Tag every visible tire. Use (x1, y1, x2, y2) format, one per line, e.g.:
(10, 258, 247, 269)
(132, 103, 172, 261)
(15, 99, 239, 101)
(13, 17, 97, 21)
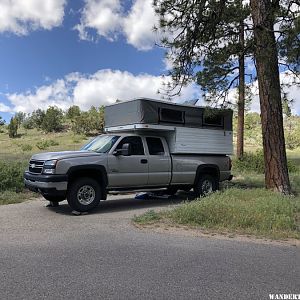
(67, 177, 101, 212)
(166, 187, 178, 195)
(42, 195, 65, 202)
(194, 174, 218, 198)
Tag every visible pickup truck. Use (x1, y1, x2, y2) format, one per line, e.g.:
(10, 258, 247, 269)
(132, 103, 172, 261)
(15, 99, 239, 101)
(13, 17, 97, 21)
(24, 133, 232, 212)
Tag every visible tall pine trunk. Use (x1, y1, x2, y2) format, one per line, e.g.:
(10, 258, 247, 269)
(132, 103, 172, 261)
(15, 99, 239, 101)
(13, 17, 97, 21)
(236, 18, 245, 160)
(250, 0, 291, 194)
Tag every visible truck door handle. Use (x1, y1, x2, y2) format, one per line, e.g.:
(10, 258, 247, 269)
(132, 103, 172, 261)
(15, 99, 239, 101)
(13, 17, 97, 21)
(141, 159, 148, 164)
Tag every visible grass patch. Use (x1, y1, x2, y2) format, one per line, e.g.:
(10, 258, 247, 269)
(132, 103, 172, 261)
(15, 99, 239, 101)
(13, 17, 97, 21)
(0, 160, 28, 192)
(166, 189, 300, 239)
(233, 150, 298, 173)
(134, 186, 300, 240)
(225, 172, 300, 195)
(133, 210, 161, 224)
(20, 144, 33, 152)
(0, 190, 37, 205)
(36, 139, 59, 150)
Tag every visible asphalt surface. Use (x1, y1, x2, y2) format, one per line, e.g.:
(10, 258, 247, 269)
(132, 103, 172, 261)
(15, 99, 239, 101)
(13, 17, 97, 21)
(0, 194, 299, 300)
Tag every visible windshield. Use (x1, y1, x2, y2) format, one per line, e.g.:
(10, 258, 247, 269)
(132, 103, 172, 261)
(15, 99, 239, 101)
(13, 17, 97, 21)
(81, 135, 120, 153)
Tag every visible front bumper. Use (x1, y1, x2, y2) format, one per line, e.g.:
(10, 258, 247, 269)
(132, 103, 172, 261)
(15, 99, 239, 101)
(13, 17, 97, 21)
(24, 171, 68, 195)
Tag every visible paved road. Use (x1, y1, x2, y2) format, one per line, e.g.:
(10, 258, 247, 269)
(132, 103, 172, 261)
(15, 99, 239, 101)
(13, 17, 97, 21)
(0, 195, 299, 300)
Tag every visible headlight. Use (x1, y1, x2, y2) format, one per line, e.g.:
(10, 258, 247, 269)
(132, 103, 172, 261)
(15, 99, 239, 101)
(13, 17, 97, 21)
(43, 160, 57, 174)
(44, 160, 57, 167)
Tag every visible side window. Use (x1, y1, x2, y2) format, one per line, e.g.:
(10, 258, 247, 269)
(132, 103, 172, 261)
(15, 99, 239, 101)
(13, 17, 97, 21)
(146, 137, 165, 155)
(116, 136, 144, 155)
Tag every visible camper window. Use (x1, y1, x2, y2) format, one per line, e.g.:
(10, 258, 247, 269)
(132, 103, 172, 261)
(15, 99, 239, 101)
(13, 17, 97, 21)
(159, 108, 185, 124)
(203, 113, 224, 127)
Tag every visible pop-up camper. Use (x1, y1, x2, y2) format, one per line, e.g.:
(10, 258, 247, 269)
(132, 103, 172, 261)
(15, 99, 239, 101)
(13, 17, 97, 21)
(105, 98, 233, 155)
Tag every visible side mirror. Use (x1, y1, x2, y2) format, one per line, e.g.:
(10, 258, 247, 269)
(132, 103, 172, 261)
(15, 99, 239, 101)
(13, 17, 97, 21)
(113, 143, 132, 156)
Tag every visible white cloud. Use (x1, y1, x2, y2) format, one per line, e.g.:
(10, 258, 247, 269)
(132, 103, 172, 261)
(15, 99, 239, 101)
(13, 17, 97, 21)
(0, 102, 11, 112)
(75, 0, 123, 42)
(7, 79, 73, 113)
(0, 0, 66, 35)
(123, 0, 159, 50)
(75, 0, 159, 51)
(6, 69, 200, 113)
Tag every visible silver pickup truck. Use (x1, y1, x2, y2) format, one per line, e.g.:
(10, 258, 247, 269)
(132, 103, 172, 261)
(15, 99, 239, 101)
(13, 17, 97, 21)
(24, 133, 232, 212)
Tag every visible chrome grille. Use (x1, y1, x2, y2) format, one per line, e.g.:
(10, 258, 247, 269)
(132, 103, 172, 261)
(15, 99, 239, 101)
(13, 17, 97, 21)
(29, 160, 44, 174)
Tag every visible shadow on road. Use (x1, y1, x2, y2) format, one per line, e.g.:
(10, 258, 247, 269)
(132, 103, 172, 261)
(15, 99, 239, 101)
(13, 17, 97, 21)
(50, 192, 195, 216)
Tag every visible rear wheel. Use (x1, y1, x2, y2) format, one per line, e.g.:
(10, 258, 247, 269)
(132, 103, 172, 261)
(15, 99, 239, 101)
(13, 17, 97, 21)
(67, 177, 101, 212)
(194, 174, 218, 198)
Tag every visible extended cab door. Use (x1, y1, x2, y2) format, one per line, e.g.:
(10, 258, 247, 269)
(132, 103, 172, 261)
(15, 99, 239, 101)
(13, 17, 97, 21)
(107, 136, 148, 188)
(145, 137, 171, 186)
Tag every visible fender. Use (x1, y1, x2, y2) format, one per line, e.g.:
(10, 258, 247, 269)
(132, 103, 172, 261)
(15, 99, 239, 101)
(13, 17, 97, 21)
(67, 165, 108, 187)
(194, 164, 220, 185)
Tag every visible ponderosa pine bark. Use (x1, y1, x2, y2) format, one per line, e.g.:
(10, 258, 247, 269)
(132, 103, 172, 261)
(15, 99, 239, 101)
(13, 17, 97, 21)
(250, 0, 291, 194)
(236, 18, 245, 160)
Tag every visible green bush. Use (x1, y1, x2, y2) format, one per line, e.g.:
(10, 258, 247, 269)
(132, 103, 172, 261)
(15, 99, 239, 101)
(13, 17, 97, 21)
(23, 117, 36, 129)
(0, 116, 5, 126)
(0, 116, 5, 133)
(28, 109, 45, 129)
(72, 138, 82, 144)
(233, 150, 297, 173)
(20, 144, 33, 152)
(8, 117, 18, 138)
(66, 105, 81, 120)
(0, 160, 27, 192)
(71, 106, 104, 135)
(41, 106, 64, 133)
(48, 139, 59, 147)
(36, 139, 59, 150)
(286, 132, 300, 150)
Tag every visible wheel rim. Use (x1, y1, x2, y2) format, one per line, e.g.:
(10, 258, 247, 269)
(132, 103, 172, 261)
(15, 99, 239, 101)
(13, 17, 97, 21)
(201, 180, 213, 195)
(77, 185, 96, 205)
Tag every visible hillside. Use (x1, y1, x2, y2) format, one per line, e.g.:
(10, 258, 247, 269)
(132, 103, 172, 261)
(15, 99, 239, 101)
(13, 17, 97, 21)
(0, 127, 89, 161)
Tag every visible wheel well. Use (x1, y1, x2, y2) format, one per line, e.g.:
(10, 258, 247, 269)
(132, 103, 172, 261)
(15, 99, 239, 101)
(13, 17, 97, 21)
(194, 165, 220, 186)
(67, 168, 107, 189)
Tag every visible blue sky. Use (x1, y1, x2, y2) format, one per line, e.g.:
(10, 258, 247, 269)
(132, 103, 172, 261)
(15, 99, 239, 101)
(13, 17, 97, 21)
(0, 0, 299, 122)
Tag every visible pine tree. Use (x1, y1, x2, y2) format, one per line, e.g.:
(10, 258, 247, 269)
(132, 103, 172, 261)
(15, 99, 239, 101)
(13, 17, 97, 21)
(154, 0, 299, 194)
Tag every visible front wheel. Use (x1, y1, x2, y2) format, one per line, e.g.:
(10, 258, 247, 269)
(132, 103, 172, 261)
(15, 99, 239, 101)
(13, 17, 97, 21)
(67, 177, 101, 212)
(194, 174, 218, 198)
